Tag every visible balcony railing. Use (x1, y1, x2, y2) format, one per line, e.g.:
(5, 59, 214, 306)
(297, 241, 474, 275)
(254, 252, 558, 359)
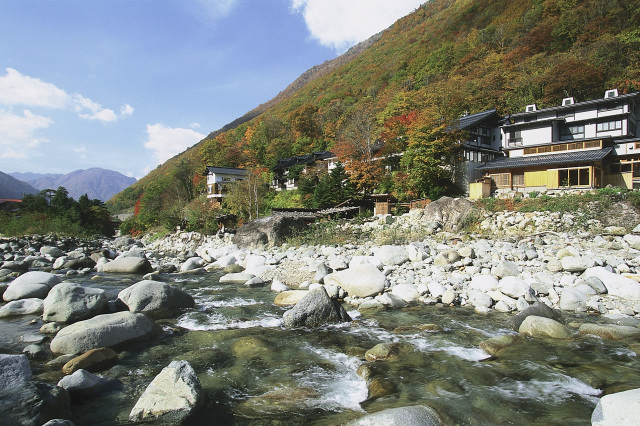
(507, 138, 523, 146)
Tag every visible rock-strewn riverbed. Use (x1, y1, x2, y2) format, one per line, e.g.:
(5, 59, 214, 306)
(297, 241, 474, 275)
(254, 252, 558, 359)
(2, 202, 640, 424)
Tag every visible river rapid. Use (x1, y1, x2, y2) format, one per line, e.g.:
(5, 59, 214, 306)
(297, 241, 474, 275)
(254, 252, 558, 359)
(2, 268, 639, 425)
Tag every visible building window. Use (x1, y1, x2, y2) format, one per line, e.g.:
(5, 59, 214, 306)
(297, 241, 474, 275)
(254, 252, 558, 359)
(560, 125, 585, 140)
(597, 120, 622, 132)
(558, 167, 590, 187)
(508, 130, 522, 146)
(490, 173, 511, 188)
(512, 173, 525, 187)
(222, 177, 231, 182)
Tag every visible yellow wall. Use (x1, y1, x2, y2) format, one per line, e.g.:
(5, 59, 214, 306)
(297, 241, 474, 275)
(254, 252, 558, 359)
(469, 182, 491, 199)
(524, 171, 547, 187)
(547, 169, 559, 189)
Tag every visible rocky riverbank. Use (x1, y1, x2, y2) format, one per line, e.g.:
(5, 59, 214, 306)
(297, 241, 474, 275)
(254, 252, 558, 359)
(2, 197, 640, 424)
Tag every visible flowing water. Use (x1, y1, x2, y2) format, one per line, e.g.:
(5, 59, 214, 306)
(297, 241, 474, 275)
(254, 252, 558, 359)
(2, 271, 640, 425)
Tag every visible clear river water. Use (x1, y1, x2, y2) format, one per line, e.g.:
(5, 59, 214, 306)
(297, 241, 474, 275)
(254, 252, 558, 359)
(2, 271, 639, 425)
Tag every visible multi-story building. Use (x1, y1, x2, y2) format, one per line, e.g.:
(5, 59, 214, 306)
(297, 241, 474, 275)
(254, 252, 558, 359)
(205, 166, 247, 202)
(475, 89, 640, 196)
(270, 151, 335, 191)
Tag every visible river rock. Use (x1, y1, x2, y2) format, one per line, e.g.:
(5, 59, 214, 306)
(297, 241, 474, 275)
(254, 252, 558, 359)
(347, 405, 443, 426)
(592, 388, 640, 426)
(270, 278, 290, 292)
(0, 298, 44, 317)
(234, 387, 318, 418)
(0, 382, 71, 426)
(43, 282, 108, 323)
(583, 267, 640, 300)
(374, 245, 410, 266)
(99, 257, 153, 274)
(578, 323, 640, 340)
(561, 256, 589, 273)
(283, 286, 351, 328)
(492, 260, 520, 278)
(422, 196, 475, 232)
(62, 347, 118, 374)
(274, 290, 309, 306)
(324, 264, 386, 298)
(129, 360, 202, 424)
(427, 282, 447, 298)
(0, 354, 32, 391)
(40, 246, 64, 258)
(3, 271, 61, 302)
(519, 315, 573, 339)
(479, 334, 521, 357)
(50, 311, 156, 355)
(559, 287, 588, 311)
(57, 369, 109, 399)
(180, 256, 204, 272)
(219, 272, 255, 284)
(469, 275, 498, 292)
(497, 276, 531, 298)
(113, 236, 135, 249)
(507, 302, 564, 330)
(233, 215, 308, 248)
(391, 283, 421, 303)
(117, 280, 194, 318)
(433, 250, 460, 266)
(365, 343, 400, 361)
(62, 256, 97, 270)
(623, 234, 640, 250)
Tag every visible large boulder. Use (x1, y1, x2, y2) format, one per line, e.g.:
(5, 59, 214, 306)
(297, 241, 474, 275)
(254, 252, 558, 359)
(43, 282, 108, 323)
(592, 388, 640, 426)
(0, 298, 44, 318)
(273, 290, 309, 306)
(583, 267, 640, 300)
(374, 245, 410, 266)
(283, 286, 351, 328)
(578, 323, 640, 340)
(519, 315, 573, 339)
(99, 257, 153, 274)
(61, 256, 97, 270)
(422, 196, 475, 232)
(0, 354, 32, 391)
(129, 360, 202, 424)
(50, 311, 156, 355)
(3, 271, 61, 302)
(0, 382, 70, 426)
(117, 280, 195, 318)
(507, 301, 564, 331)
(233, 215, 308, 248)
(324, 264, 386, 298)
(347, 405, 443, 426)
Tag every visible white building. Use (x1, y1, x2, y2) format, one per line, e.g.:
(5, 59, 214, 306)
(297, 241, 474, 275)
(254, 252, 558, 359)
(205, 166, 247, 201)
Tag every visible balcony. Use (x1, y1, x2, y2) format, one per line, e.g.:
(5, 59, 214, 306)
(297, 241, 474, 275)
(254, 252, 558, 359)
(507, 137, 523, 147)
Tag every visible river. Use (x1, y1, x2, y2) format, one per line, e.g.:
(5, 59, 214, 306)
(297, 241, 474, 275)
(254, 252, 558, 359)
(2, 270, 639, 425)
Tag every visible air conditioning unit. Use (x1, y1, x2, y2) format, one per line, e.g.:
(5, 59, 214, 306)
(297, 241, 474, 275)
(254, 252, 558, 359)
(525, 104, 537, 112)
(562, 97, 575, 106)
(605, 89, 619, 98)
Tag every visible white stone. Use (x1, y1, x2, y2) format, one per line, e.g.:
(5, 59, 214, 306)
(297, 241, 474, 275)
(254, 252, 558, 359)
(497, 276, 531, 299)
(271, 278, 290, 293)
(469, 275, 498, 292)
(324, 264, 386, 298)
(583, 267, 640, 300)
(592, 388, 640, 426)
(391, 284, 421, 303)
(374, 245, 410, 266)
(427, 282, 447, 298)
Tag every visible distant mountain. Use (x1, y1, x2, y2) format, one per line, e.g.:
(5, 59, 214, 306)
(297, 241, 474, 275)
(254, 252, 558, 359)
(0, 171, 39, 199)
(10, 168, 137, 202)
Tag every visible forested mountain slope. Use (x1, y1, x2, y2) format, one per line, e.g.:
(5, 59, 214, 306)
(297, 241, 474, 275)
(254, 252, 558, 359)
(109, 0, 640, 214)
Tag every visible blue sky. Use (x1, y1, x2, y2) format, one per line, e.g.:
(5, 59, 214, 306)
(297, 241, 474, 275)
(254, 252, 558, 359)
(0, 0, 424, 179)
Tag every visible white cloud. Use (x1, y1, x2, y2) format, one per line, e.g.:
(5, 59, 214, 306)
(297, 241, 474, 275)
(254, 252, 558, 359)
(143, 123, 205, 164)
(0, 68, 69, 108)
(0, 68, 132, 123)
(291, 0, 424, 52)
(0, 108, 53, 159)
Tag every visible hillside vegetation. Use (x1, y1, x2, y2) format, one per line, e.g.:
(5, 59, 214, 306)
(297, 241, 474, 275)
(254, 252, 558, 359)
(109, 0, 640, 232)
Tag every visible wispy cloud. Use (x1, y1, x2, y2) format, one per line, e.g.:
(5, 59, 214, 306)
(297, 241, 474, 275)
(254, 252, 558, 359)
(143, 123, 205, 165)
(0, 109, 53, 158)
(291, 0, 424, 52)
(0, 68, 134, 123)
(193, 0, 242, 21)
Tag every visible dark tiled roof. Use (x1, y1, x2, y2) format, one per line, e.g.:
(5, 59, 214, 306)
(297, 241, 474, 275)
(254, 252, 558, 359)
(205, 166, 247, 175)
(455, 109, 499, 131)
(273, 151, 334, 171)
(477, 147, 613, 171)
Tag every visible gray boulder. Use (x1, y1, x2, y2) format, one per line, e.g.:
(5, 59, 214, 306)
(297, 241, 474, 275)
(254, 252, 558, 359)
(0, 354, 32, 391)
(283, 286, 351, 328)
(61, 257, 96, 270)
(50, 311, 156, 355)
(219, 272, 255, 284)
(492, 260, 520, 278)
(233, 215, 308, 248)
(99, 257, 153, 274)
(129, 360, 202, 424)
(559, 287, 587, 312)
(180, 257, 204, 272)
(3, 271, 61, 302)
(0, 298, 44, 317)
(57, 369, 110, 399)
(0, 382, 70, 426)
(519, 315, 573, 339)
(583, 267, 640, 300)
(324, 264, 386, 298)
(578, 323, 640, 340)
(374, 245, 410, 266)
(43, 283, 108, 323)
(592, 388, 640, 426)
(507, 301, 564, 331)
(391, 284, 421, 303)
(422, 196, 475, 232)
(113, 236, 135, 249)
(40, 246, 64, 258)
(117, 280, 195, 318)
(347, 405, 443, 426)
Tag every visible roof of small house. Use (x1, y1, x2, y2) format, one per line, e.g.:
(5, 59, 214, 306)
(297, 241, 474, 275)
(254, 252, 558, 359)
(477, 147, 613, 171)
(455, 109, 500, 131)
(272, 151, 334, 171)
(204, 166, 247, 176)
